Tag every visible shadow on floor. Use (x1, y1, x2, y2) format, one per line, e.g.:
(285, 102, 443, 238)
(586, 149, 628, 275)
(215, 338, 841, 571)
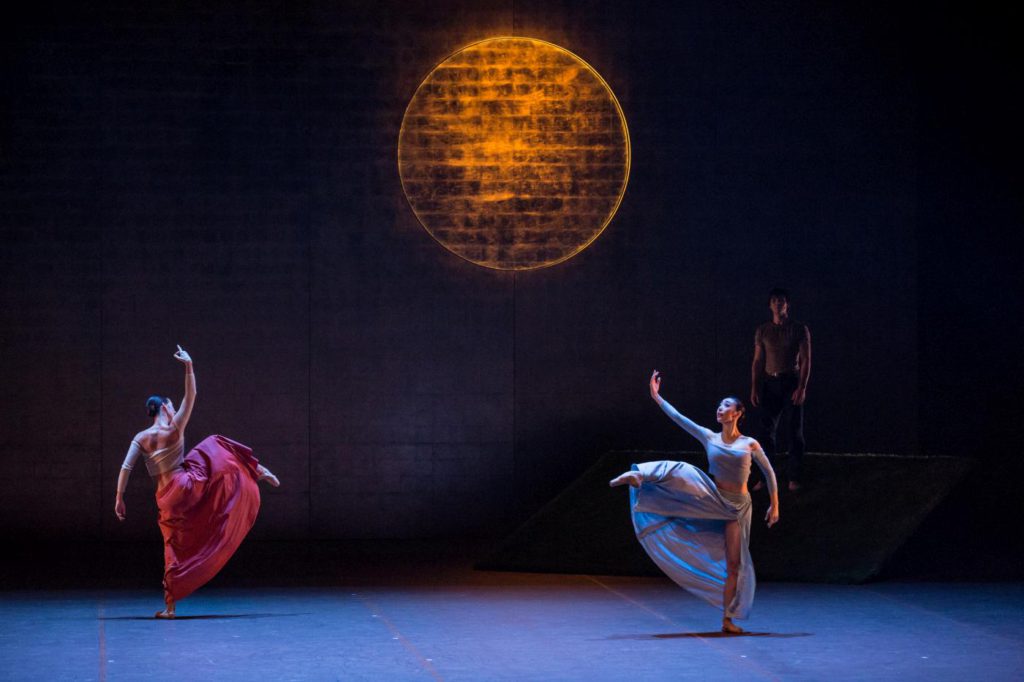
(100, 613, 308, 621)
(607, 631, 813, 639)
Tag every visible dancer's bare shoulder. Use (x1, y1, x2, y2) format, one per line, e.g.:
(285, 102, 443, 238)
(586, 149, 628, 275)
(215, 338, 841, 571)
(132, 429, 156, 452)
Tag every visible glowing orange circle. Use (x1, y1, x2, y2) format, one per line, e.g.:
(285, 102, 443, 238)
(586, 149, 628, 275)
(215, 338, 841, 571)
(398, 37, 630, 270)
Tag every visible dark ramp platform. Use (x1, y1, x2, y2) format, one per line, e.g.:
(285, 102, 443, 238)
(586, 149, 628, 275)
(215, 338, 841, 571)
(479, 452, 972, 582)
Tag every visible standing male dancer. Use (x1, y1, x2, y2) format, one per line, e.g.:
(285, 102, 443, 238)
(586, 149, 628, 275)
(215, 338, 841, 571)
(750, 288, 811, 491)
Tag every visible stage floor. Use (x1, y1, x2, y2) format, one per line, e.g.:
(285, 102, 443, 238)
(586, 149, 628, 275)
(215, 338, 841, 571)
(1, 569, 1021, 681)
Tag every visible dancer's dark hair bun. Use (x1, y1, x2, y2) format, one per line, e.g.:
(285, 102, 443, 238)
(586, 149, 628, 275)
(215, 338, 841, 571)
(146, 395, 167, 417)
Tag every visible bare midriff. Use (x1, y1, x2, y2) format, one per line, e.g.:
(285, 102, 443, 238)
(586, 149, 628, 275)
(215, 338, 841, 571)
(714, 479, 747, 495)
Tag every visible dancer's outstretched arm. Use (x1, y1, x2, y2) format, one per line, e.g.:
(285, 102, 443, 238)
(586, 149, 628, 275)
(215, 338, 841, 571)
(611, 371, 713, 489)
(171, 345, 196, 432)
(649, 370, 712, 446)
(752, 443, 780, 527)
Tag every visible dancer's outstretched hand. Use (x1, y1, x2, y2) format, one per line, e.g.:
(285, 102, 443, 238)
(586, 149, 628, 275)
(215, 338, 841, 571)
(173, 345, 192, 365)
(649, 370, 662, 401)
(765, 504, 779, 528)
(115, 498, 126, 521)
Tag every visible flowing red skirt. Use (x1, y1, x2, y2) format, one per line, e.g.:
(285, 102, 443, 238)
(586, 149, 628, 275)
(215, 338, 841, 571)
(156, 435, 261, 603)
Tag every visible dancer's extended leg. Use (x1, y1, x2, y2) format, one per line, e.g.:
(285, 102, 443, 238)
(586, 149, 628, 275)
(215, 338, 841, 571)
(256, 464, 280, 487)
(609, 471, 642, 488)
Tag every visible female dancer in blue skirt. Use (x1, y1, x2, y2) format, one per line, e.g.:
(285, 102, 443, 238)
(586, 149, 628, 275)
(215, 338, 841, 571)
(611, 370, 779, 634)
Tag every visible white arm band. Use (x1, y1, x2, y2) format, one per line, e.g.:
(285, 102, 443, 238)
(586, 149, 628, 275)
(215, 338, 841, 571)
(120, 441, 143, 473)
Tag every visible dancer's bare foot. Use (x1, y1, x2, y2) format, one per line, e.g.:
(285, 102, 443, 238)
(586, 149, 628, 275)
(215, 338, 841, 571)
(609, 471, 642, 488)
(721, 618, 745, 634)
(257, 464, 280, 487)
(155, 594, 175, 619)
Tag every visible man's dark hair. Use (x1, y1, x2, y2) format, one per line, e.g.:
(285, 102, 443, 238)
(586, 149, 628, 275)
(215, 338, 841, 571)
(768, 287, 790, 302)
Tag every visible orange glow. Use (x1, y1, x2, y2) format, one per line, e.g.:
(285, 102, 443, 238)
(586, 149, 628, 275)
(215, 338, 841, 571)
(398, 37, 630, 271)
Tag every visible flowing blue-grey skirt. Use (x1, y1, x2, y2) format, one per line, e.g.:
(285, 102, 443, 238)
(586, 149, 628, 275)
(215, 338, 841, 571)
(629, 460, 754, 619)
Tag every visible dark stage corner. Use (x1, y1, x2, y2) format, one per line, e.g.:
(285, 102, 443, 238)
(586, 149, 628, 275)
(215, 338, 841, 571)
(2, 1, 1021, 680)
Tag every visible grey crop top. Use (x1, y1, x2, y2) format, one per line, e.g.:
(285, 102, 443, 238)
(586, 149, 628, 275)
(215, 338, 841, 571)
(121, 438, 185, 478)
(658, 398, 778, 496)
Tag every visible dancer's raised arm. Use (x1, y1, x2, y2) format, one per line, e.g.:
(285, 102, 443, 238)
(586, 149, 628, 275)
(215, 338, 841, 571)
(171, 345, 196, 432)
(650, 370, 712, 445)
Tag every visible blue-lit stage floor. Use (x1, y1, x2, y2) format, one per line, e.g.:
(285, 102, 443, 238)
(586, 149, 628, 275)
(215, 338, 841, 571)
(1, 569, 1021, 681)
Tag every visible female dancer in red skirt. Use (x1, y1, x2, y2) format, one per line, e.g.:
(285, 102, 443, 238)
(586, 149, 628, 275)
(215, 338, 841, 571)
(114, 346, 280, 618)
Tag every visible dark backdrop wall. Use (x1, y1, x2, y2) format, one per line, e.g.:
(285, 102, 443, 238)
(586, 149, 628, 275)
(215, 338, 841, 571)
(2, 2, 1018, 542)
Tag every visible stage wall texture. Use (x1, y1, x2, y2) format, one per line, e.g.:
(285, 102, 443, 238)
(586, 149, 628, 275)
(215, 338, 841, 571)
(1, 1, 1018, 541)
